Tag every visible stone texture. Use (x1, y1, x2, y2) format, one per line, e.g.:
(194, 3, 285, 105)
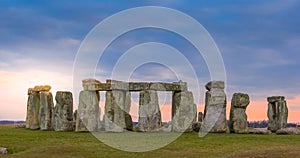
(26, 92, 40, 130)
(76, 90, 100, 132)
(27, 88, 34, 95)
(53, 91, 74, 131)
(229, 93, 250, 133)
(39, 92, 54, 130)
(248, 128, 272, 134)
(276, 127, 300, 135)
(104, 90, 132, 132)
(198, 112, 203, 122)
(137, 90, 162, 132)
(33, 85, 51, 92)
(0, 148, 7, 155)
(82, 78, 101, 91)
(205, 81, 225, 91)
(200, 81, 227, 133)
(171, 91, 197, 132)
(267, 96, 288, 132)
(192, 122, 201, 132)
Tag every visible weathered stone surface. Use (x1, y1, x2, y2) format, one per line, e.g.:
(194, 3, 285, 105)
(205, 81, 225, 91)
(39, 92, 54, 130)
(171, 91, 197, 132)
(104, 90, 132, 132)
(267, 96, 285, 103)
(229, 93, 250, 133)
(26, 92, 40, 130)
(82, 78, 101, 91)
(76, 90, 100, 132)
(137, 90, 162, 132)
(83, 79, 187, 91)
(0, 147, 7, 155)
(201, 81, 227, 133)
(276, 127, 300, 135)
(248, 128, 272, 134)
(33, 85, 51, 92)
(198, 112, 203, 122)
(53, 91, 74, 131)
(27, 88, 33, 95)
(267, 96, 288, 132)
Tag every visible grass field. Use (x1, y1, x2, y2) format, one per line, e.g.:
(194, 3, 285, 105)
(1, 125, 300, 158)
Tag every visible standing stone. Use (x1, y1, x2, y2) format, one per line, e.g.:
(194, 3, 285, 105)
(39, 92, 54, 130)
(104, 90, 132, 132)
(76, 90, 100, 132)
(198, 112, 203, 122)
(229, 93, 250, 133)
(26, 91, 40, 130)
(171, 91, 197, 132)
(267, 96, 288, 132)
(53, 91, 74, 131)
(137, 90, 162, 132)
(200, 81, 227, 133)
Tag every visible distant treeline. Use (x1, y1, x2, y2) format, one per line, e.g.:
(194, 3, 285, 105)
(247, 120, 298, 128)
(0, 120, 26, 124)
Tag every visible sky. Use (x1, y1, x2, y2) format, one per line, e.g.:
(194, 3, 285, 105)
(0, 0, 300, 123)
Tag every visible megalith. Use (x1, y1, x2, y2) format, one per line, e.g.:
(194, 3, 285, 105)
(200, 81, 227, 133)
(76, 90, 100, 132)
(171, 91, 197, 132)
(26, 90, 40, 130)
(267, 96, 288, 132)
(137, 90, 162, 132)
(39, 91, 54, 130)
(53, 91, 74, 131)
(229, 93, 250, 133)
(104, 90, 132, 132)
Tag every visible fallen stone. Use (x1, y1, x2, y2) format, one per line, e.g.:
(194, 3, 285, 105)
(172, 91, 197, 132)
(39, 92, 54, 130)
(276, 127, 300, 135)
(33, 85, 51, 92)
(76, 90, 100, 132)
(229, 93, 250, 133)
(248, 128, 272, 134)
(53, 91, 74, 131)
(0, 148, 7, 155)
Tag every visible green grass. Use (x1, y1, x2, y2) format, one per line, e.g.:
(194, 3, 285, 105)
(1, 125, 300, 158)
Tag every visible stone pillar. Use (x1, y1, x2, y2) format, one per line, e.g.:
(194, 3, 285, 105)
(26, 89, 40, 130)
(104, 90, 132, 132)
(137, 90, 162, 132)
(200, 81, 227, 133)
(76, 90, 100, 132)
(171, 91, 197, 132)
(53, 91, 74, 131)
(198, 112, 203, 123)
(229, 93, 250, 133)
(39, 91, 54, 130)
(267, 96, 288, 132)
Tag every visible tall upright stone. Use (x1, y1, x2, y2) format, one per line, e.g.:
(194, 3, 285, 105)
(104, 90, 132, 132)
(76, 90, 100, 132)
(172, 91, 197, 132)
(39, 92, 54, 130)
(267, 96, 288, 132)
(229, 93, 250, 133)
(53, 91, 74, 131)
(137, 90, 162, 132)
(26, 90, 40, 130)
(200, 81, 227, 133)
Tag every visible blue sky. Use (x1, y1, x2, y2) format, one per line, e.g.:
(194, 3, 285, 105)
(0, 0, 300, 121)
